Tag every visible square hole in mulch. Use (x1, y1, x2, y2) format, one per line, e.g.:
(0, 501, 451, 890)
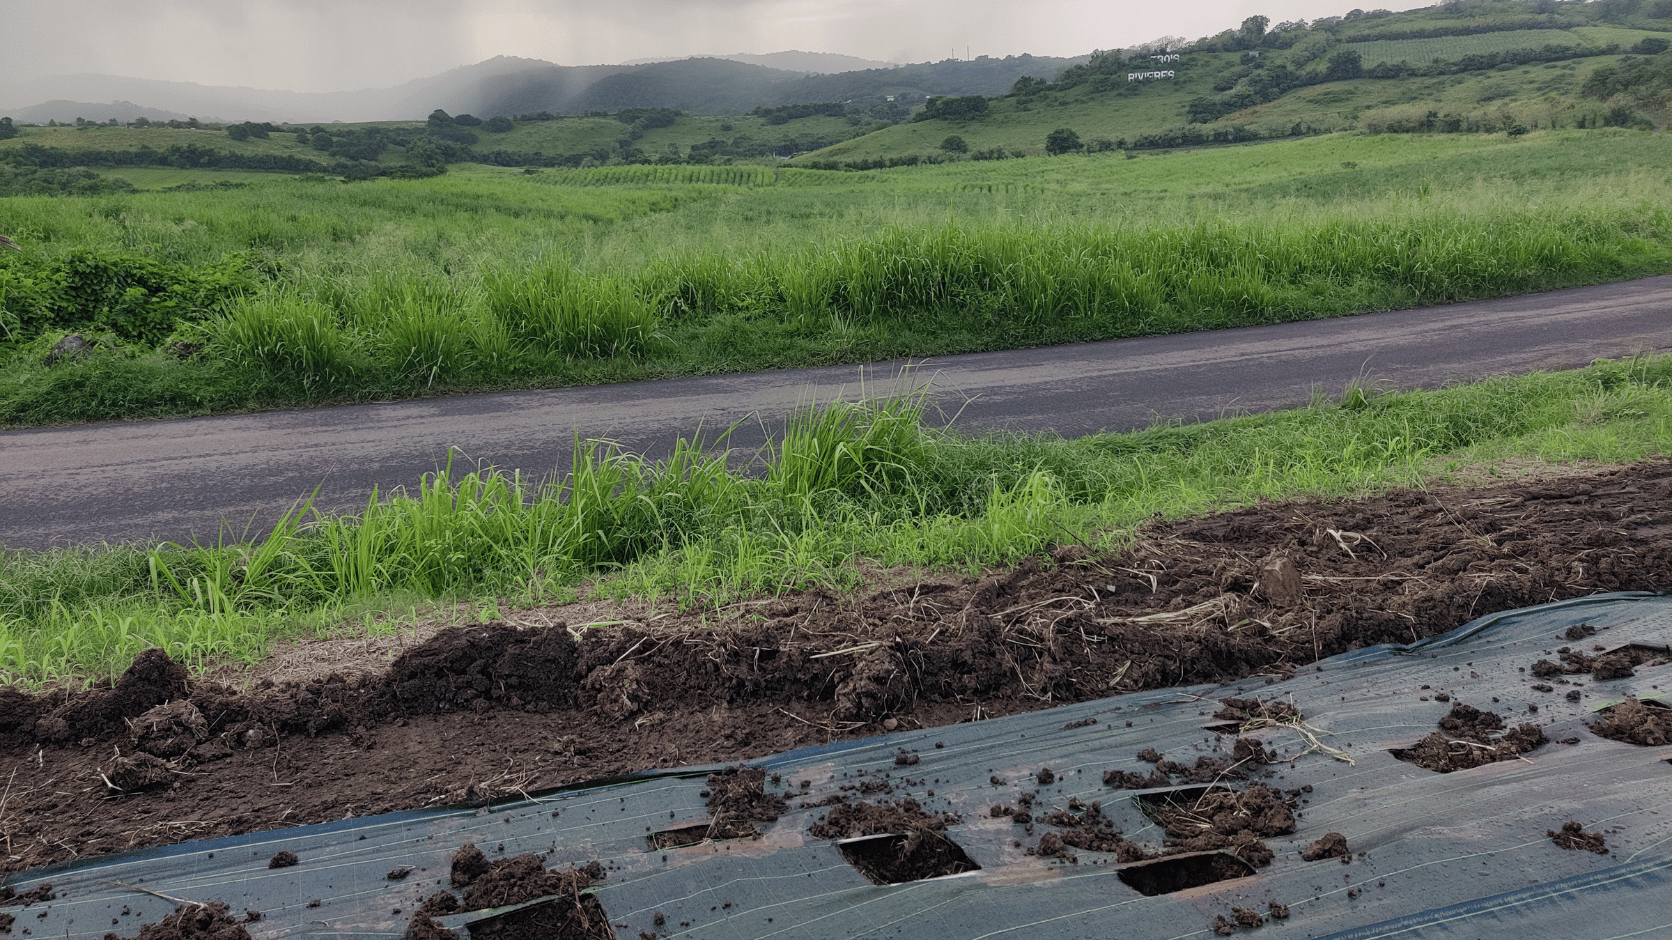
(837, 830, 981, 885)
(464, 894, 613, 940)
(1589, 697, 1671, 748)
(648, 823, 722, 850)
(1117, 851, 1257, 897)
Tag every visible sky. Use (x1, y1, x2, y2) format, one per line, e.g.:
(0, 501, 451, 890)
(9, 0, 1435, 94)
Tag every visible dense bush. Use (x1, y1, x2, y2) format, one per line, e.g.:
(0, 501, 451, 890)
(0, 250, 259, 347)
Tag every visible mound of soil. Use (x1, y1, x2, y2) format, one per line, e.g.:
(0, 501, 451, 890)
(4, 461, 1672, 875)
(405, 850, 607, 940)
(1393, 702, 1549, 773)
(1302, 831, 1351, 861)
(1548, 821, 1609, 855)
(809, 798, 975, 884)
(702, 765, 788, 839)
(1035, 799, 1153, 862)
(102, 901, 253, 940)
(1102, 749, 1252, 791)
(1142, 783, 1296, 868)
(1531, 644, 1670, 682)
(1589, 697, 1672, 746)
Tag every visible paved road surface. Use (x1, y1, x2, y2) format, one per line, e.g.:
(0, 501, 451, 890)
(3, 276, 1670, 551)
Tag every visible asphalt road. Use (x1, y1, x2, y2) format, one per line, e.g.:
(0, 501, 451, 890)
(4, 275, 1670, 551)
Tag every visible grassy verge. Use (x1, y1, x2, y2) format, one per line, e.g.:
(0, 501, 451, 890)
(3, 353, 1670, 687)
(3, 130, 1670, 427)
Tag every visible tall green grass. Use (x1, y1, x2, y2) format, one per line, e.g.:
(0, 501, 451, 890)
(4, 130, 1672, 425)
(4, 354, 1671, 686)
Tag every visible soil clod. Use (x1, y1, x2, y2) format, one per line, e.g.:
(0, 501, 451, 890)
(1548, 821, 1608, 854)
(1392, 702, 1548, 773)
(702, 765, 788, 839)
(1302, 831, 1350, 861)
(1589, 697, 1671, 747)
(100, 901, 251, 940)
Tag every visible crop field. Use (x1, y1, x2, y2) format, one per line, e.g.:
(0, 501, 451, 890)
(1346, 29, 1619, 66)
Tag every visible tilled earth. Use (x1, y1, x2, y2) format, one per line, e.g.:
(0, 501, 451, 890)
(3, 460, 1672, 879)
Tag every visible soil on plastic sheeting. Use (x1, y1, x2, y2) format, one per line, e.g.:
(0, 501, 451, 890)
(1302, 831, 1351, 862)
(1531, 644, 1672, 682)
(809, 798, 976, 883)
(404, 849, 608, 940)
(702, 764, 788, 839)
(1588, 697, 1672, 746)
(1392, 702, 1549, 773)
(1139, 783, 1297, 868)
(6, 460, 1672, 876)
(1549, 821, 1609, 855)
(101, 901, 255, 940)
(1033, 799, 1154, 862)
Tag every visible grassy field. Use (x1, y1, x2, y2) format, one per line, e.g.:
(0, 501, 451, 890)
(2, 128, 1670, 427)
(1345, 28, 1667, 66)
(812, 49, 1659, 162)
(3, 351, 1670, 686)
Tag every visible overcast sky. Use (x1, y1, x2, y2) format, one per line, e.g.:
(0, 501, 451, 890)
(11, 0, 1434, 94)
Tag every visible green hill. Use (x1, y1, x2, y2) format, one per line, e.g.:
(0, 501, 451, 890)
(794, 0, 1670, 166)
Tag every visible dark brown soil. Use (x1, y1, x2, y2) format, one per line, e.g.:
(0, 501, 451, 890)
(5, 461, 1672, 876)
(404, 851, 607, 940)
(1102, 742, 1254, 791)
(1531, 643, 1671, 681)
(465, 894, 612, 940)
(808, 798, 975, 883)
(1589, 697, 1672, 746)
(1140, 783, 1296, 868)
(1392, 702, 1549, 773)
(1120, 852, 1256, 897)
(1302, 832, 1351, 862)
(1035, 799, 1153, 862)
(702, 765, 788, 839)
(100, 901, 253, 940)
(1549, 821, 1609, 854)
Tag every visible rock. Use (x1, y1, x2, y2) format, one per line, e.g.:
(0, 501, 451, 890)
(44, 334, 93, 366)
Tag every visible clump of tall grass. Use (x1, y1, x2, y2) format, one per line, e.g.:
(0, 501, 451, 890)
(206, 293, 355, 394)
(483, 262, 656, 359)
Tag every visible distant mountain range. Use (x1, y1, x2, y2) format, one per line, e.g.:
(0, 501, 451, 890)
(0, 53, 1084, 125)
(621, 51, 898, 73)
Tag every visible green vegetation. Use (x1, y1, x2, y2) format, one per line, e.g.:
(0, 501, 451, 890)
(3, 128, 1671, 425)
(4, 352, 1672, 686)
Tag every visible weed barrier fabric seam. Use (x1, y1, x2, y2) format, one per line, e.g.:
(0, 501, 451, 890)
(8, 593, 1672, 940)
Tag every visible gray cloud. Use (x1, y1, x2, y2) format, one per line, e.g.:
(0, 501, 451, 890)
(3, 0, 1431, 101)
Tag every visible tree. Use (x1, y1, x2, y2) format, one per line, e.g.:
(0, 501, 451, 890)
(1322, 49, 1364, 82)
(0, 117, 17, 141)
(483, 116, 514, 133)
(1045, 128, 1083, 155)
(940, 134, 969, 153)
(1239, 15, 1270, 49)
(913, 95, 990, 122)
